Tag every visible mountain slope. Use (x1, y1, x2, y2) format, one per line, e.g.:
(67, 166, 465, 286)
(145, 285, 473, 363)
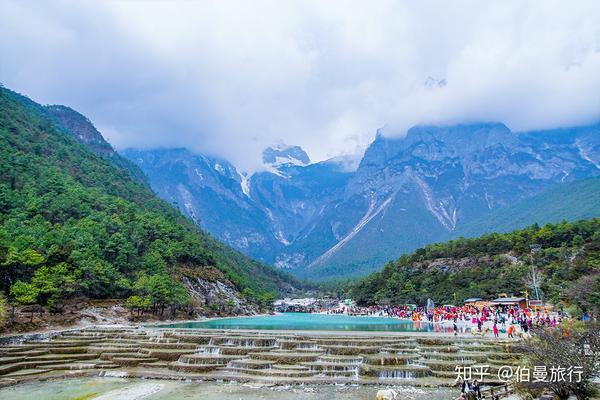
(349, 218, 600, 313)
(262, 144, 310, 166)
(303, 123, 600, 279)
(123, 122, 600, 281)
(5, 89, 148, 185)
(457, 175, 600, 237)
(249, 159, 354, 268)
(121, 148, 284, 263)
(0, 87, 297, 316)
(122, 148, 354, 267)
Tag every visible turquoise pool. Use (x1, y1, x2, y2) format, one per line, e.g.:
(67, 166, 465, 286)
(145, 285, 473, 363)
(157, 312, 455, 332)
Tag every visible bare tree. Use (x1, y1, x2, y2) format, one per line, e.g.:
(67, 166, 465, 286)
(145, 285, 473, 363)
(520, 322, 600, 400)
(568, 274, 600, 313)
(523, 263, 543, 301)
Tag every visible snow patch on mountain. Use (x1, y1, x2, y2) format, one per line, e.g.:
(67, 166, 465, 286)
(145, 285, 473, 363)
(176, 184, 199, 224)
(308, 194, 394, 268)
(238, 171, 250, 196)
(214, 162, 225, 174)
(274, 230, 290, 246)
(576, 139, 600, 169)
(409, 169, 457, 231)
(262, 144, 310, 167)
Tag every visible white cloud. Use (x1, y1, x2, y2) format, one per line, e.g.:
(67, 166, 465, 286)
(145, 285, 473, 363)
(1, 0, 600, 171)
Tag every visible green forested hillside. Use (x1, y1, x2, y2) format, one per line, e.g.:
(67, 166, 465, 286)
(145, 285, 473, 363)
(457, 176, 600, 237)
(349, 218, 600, 315)
(322, 177, 600, 282)
(5, 89, 149, 185)
(0, 87, 297, 314)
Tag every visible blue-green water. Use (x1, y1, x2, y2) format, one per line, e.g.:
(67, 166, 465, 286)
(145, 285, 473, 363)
(158, 312, 453, 332)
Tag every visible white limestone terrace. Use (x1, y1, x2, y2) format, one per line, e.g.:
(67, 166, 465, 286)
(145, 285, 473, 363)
(0, 325, 524, 391)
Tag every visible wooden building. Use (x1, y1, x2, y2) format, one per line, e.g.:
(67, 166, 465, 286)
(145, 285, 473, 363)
(463, 297, 493, 308)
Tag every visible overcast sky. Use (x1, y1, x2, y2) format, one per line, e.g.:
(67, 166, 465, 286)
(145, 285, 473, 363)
(2, 1, 600, 172)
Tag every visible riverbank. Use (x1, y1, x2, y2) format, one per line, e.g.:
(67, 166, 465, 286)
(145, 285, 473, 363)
(0, 300, 265, 337)
(319, 309, 553, 339)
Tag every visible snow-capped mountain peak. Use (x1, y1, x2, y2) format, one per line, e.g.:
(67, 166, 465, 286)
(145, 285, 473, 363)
(262, 144, 310, 167)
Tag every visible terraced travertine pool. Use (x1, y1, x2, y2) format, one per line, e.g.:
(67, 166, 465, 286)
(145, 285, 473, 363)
(0, 324, 523, 396)
(157, 313, 457, 332)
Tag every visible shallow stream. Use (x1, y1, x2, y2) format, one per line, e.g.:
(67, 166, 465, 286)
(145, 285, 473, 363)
(0, 378, 455, 399)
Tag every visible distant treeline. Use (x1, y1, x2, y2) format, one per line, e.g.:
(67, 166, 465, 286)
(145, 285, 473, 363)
(348, 218, 600, 316)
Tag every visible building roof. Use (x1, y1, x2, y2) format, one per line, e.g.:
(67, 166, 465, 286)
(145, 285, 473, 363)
(491, 297, 525, 303)
(464, 298, 483, 303)
(274, 298, 317, 306)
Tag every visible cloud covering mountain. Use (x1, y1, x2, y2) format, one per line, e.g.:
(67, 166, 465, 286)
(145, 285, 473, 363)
(123, 121, 600, 280)
(2, 0, 600, 172)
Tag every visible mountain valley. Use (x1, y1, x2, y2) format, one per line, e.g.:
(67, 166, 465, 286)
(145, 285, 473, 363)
(123, 123, 600, 280)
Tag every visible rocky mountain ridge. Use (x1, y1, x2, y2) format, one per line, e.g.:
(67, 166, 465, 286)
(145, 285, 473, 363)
(123, 122, 600, 280)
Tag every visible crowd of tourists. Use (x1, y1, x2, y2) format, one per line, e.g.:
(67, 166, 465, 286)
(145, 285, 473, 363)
(327, 302, 565, 337)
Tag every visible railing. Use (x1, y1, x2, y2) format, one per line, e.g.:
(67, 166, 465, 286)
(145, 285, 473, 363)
(484, 383, 513, 399)
(454, 383, 513, 400)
